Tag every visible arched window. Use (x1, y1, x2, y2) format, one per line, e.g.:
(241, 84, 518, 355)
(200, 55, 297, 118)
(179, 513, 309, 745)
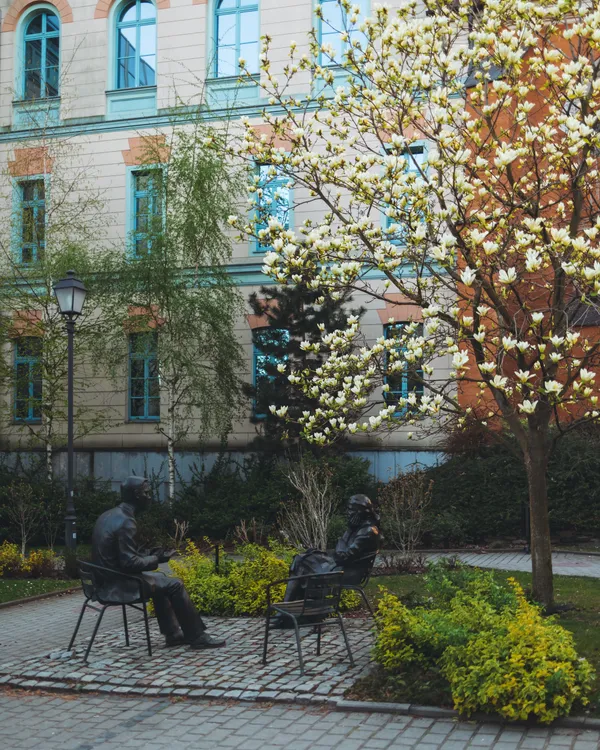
(23, 10, 60, 100)
(214, 0, 259, 79)
(116, 0, 156, 89)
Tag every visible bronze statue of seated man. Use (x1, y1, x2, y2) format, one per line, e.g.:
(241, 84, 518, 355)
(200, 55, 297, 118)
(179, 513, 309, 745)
(91, 476, 225, 649)
(274, 494, 381, 626)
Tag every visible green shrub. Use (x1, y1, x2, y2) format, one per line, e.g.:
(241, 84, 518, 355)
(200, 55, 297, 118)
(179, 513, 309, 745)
(444, 581, 595, 723)
(168, 540, 360, 616)
(424, 426, 600, 544)
(73, 480, 119, 542)
(373, 564, 594, 723)
(169, 540, 291, 616)
(0, 542, 58, 579)
(27, 548, 57, 578)
(175, 452, 376, 542)
(0, 541, 27, 577)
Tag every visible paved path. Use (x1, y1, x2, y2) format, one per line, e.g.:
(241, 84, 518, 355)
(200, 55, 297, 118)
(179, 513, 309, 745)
(1, 690, 599, 750)
(0, 590, 373, 703)
(423, 551, 600, 578)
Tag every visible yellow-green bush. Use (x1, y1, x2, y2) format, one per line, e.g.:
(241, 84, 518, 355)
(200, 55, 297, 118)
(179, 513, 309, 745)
(169, 542, 236, 615)
(444, 581, 595, 723)
(169, 541, 361, 617)
(0, 543, 58, 579)
(0, 542, 28, 577)
(373, 568, 594, 723)
(27, 549, 58, 578)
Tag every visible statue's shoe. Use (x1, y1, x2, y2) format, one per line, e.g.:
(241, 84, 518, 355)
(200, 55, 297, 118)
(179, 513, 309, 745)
(165, 632, 186, 647)
(188, 633, 226, 649)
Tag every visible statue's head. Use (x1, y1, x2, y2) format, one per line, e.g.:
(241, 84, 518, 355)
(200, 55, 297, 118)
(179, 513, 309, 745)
(346, 494, 377, 529)
(121, 476, 152, 514)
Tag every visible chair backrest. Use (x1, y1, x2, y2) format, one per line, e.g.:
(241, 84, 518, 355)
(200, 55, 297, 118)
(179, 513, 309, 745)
(300, 571, 344, 619)
(78, 560, 99, 601)
(356, 552, 377, 586)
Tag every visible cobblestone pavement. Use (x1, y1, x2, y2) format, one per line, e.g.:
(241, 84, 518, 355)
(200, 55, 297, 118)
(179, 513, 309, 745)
(424, 551, 600, 578)
(0, 591, 373, 703)
(1, 691, 599, 750)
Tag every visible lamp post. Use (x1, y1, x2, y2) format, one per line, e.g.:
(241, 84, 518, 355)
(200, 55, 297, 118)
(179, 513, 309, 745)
(53, 270, 87, 550)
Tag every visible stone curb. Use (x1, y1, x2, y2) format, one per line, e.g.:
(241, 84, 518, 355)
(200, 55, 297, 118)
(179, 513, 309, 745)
(0, 586, 79, 611)
(2, 678, 599, 731)
(334, 699, 600, 730)
(417, 548, 600, 558)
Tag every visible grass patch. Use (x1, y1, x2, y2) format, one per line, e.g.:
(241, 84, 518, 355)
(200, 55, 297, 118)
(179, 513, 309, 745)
(358, 570, 600, 716)
(0, 579, 79, 604)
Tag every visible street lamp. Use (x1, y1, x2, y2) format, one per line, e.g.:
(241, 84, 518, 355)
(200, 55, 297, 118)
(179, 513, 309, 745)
(53, 270, 87, 550)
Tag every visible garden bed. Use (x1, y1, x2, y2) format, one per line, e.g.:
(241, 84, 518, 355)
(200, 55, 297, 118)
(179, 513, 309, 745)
(0, 579, 79, 605)
(358, 570, 600, 718)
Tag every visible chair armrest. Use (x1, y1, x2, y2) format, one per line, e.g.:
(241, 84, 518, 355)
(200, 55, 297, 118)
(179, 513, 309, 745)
(265, 575, 307, 591)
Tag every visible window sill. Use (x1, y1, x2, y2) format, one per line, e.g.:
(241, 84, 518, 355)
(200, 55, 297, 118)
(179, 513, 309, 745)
(205, 75, 260, 108)
(128, 417, 160, 423)
(106, 87, 157, 121)
(12, 97, 60, 129)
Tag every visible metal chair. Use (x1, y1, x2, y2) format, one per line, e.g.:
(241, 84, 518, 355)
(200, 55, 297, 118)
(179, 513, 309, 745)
(262, 571, 354, 675)
(342, 552, 378, 617)
(68, 560, 153, 663)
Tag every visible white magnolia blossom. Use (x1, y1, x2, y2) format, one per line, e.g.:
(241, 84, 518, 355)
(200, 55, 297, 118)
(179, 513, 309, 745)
(223, 0, 600, 453)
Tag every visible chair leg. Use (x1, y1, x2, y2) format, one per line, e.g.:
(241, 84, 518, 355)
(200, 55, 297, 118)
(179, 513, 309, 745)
(316, 625, 322, 657)
(122, 605, 130, 646)
(262, 610, 271, 666)
(68, 598, 89, 651)
(358, 587, 375, 617)
(292, 619, 305, 675)
(142, 600, 152, 657)
(83, 605, 107, 663)
(337, 614, 355, 668)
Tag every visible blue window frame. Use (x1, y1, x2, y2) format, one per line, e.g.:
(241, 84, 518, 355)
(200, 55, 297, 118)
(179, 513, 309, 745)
(386, 144, 427, 244)
(14, 337, 42, 423)
(19, 179, 45, 265)
(132, 169, 162, 256)
(23, 10, 60, 100)
(214, 0, 259, 78)
(253, 327, 289, 418)
(116, 0, 156, 89)
(253, 163, 291, 253)
(129, 332, 160, 420)
(318, 0, 367, 66)
(383, 323, 424, 409)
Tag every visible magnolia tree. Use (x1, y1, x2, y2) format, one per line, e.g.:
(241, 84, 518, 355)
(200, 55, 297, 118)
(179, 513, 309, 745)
(227, 0, 600, 607)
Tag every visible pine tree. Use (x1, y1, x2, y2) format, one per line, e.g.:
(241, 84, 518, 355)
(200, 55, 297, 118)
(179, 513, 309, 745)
(246, 282, 364, 453)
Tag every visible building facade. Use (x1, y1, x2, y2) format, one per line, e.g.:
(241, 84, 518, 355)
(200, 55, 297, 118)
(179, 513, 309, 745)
(0, 0, 446, 490)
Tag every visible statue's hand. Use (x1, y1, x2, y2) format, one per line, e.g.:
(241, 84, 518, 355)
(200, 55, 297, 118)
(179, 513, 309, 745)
(159, 549, 176, 563)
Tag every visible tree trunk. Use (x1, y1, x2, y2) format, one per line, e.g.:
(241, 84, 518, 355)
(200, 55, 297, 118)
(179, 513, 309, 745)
(167, 434, 175, 505)
(167, 390, 176, 504)
(524, 434, 554, 608)
(45, 432, 53, 482)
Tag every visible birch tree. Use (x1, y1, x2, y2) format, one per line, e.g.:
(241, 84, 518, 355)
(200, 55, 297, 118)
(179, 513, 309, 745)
(0, 132, 114, 479)
(98, 119, 246, 501)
